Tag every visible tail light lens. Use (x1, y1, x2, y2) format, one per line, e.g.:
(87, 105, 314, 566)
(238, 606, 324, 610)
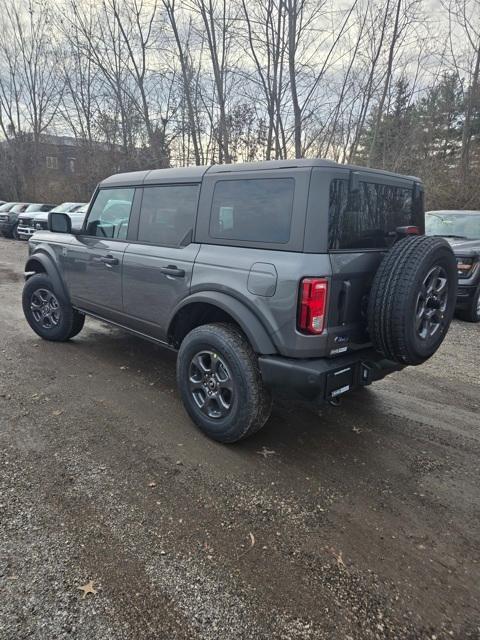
(298, 278, 328, 334)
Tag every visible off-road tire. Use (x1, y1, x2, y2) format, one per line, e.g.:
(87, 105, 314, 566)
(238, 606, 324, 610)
(368, 236, 457, 365)
(456, 286, 480, 323)
(22, 273, 85, 341)
(177, 323, 272, 443)
(2, 224, 19, 239)
(11, 223, 20, 240)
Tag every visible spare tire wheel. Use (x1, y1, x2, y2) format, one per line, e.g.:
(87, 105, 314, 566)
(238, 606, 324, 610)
(368, 236, 457, 365)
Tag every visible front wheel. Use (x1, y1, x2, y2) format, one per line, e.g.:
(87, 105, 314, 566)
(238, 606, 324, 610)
(22, 274, 85, 341)
(11, 223, 20, 240)
(176, 323, 272, 443)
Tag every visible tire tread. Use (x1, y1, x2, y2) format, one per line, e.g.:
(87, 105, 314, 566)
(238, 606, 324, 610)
(368, 236, 457, 365)
(177, 322, 272, 443)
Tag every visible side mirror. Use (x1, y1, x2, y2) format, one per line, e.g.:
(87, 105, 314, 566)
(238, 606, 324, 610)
(48, 211, 71, 234)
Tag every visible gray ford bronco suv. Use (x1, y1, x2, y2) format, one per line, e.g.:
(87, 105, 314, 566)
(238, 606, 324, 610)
(23, 159, 457, 442)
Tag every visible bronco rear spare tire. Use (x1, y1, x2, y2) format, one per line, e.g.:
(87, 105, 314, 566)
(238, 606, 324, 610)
(368, 236, 457, 365)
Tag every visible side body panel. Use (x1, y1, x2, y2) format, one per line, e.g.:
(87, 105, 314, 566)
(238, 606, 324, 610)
(192, 164, 333, 358)
(62, 236, 128, 315)
(190, 245, 332, 358)
(122, 242, 201, 339)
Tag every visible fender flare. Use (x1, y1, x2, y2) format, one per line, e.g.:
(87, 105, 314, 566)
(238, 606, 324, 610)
(169, 291, 277, 355)
(25, 248, 70, 305)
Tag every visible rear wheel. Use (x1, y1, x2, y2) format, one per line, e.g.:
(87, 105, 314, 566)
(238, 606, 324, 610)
(177, 323, 272, 443)
(456, 286, 480, 323)
(368, 236, 457, 365)
(22, 274, 85, 341)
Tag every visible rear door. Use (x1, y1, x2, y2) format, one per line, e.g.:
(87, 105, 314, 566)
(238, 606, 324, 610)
(325, 170, 420, 355)
(63, 187, 137, 317)
(122, 183, 201, 340)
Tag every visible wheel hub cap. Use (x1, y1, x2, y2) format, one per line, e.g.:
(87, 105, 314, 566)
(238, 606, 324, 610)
(188, 351, 234, 419)
(30, 288, 61, 329)
(415, 266, 448, 340)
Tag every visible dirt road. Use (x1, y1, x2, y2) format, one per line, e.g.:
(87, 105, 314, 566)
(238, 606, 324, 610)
(0, 237, 479, 639)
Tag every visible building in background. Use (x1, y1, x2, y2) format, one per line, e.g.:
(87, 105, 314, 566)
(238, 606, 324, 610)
(0, 133, 168, 203)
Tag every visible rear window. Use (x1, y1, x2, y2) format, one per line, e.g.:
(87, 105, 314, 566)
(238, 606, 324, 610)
(329, 179, 418, 250)
(210, 178, 294, 244)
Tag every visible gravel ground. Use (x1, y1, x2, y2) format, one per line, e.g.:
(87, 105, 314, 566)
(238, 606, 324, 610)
(0, 236, 479, 640)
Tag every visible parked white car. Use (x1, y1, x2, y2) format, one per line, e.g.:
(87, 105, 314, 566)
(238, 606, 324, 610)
(20, 202, 87, 238)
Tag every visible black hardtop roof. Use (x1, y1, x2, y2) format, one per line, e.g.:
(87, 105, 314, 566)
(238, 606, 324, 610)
(100, 158, 421, 188)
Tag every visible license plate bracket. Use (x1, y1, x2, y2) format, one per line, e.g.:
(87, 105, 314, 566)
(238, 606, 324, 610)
(326, 366, 354, 398)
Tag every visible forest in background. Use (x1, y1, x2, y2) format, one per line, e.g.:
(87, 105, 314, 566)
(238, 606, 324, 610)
(0, 0, 479, 209)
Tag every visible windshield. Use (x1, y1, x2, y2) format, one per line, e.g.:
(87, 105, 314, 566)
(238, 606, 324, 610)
(0, 202, 17, 212)
(72, 205, 88, 214)
(425, 211, 480, 240)
(25, 204, 44, 212)
(51, 202, 85, 213)
(70, 203, 87, 212)
(11, 204, 27, 213)
(51, 202, 77, 213)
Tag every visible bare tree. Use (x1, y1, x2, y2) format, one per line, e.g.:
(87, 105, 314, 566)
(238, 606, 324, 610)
(241, 0, 288, 159)
(163, 0, 203, 164)
(0, 0, 64, 197)
(190, 0, 235, 163)
(445, 0, 480, 179)
(109, 0, 172, 165)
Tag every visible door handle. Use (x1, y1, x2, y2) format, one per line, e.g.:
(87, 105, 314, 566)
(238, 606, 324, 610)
(99, 255, 119, 266)
(160, 265, 185, 278)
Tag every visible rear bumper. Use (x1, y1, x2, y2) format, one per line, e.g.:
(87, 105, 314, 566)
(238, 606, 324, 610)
(258, 349, 403, 402)
(456, 284, 478, 309)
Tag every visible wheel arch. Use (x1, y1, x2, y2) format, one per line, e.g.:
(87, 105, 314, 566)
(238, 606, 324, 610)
(168, 292, 277, 355)
(25, 249, 70, 304)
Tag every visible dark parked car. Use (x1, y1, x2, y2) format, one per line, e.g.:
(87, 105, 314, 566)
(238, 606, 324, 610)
(17, 203, 57, 240)
(31, 203, 87, 233)
(23, 160, 457, 442)
(426, 210, 480, 322)
(0, 203, 30, 239)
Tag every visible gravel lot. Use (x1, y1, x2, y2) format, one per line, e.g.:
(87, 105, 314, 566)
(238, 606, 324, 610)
(0, 236, 479, 640)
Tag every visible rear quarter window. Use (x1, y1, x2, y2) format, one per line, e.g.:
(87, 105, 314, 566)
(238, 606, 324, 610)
(329, 179, 418, 250)
(210, 178, 294, 244)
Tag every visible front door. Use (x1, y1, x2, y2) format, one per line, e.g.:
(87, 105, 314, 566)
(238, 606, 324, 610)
(63, 187, 136, 318)
(122, 183, 200, 339)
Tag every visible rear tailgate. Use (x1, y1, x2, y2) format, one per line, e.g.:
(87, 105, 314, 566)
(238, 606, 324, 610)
(326, 251, 385, 355)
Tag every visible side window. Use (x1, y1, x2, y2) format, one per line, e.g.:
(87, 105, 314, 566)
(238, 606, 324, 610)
(138, 185, 199, 247)
(328, 179, 349, 250)
(85, 188, 135, 239)
(210, 178, 295, 244)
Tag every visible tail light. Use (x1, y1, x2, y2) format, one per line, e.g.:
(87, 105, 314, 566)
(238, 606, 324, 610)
(298, 278, 328, 335)
(396, 225, 420, 238)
